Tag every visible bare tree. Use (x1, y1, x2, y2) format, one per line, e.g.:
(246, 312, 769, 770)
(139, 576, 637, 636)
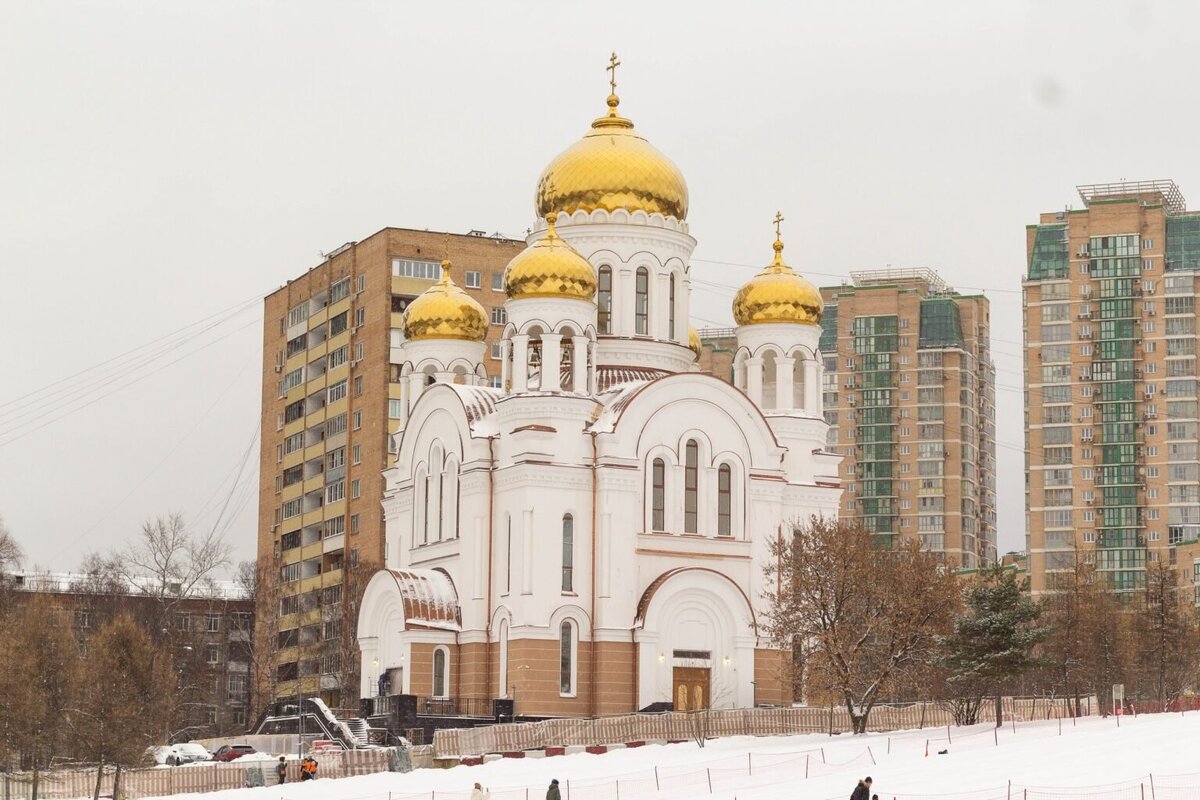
(0, 515, 22, 572)
(1037, 559, 1121, 715)
(764, 516, 960, 733)
(1133, 561, 1200, 709)
(235, 559, 277, 725)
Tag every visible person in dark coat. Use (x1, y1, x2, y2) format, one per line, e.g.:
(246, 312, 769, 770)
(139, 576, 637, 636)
(850, 777, 872, 800)
(546, 778, 561, 800)
(275, 756, 287, 784)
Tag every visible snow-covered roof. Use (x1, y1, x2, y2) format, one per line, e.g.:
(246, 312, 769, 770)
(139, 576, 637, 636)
(379, 568, 461, 631)
(445, 383, 503, 437)
(4, 570, 249, 600)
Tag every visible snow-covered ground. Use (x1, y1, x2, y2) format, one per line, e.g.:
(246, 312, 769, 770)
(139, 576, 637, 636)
(144, 712, 1200, 800)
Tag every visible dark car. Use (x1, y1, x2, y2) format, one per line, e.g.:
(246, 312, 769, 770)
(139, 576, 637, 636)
(211, 745, 256, 762)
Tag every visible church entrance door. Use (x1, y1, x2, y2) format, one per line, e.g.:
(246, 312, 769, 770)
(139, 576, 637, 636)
(672, 667, 710, 711)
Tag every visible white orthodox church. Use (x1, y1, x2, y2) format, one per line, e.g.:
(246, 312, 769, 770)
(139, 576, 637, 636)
(357, 63, 841, 717)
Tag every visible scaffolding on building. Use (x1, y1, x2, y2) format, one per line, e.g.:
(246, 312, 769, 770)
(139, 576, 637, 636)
(850, 268, 952, 295)
(1077, 180, 1187, 215)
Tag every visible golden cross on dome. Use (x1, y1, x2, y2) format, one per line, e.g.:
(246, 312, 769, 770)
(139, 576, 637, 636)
(607, 52, 621, 95)
(774, 211, 785, 240)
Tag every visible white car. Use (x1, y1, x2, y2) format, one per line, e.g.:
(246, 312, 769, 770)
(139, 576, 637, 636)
(147, 743, 212, 766)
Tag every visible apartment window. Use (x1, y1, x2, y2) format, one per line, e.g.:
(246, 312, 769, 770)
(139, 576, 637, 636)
(288, 302, 309, 327)
(491, 342, 502, 360)
(389, 399, 403, 419)
(331, 277, 350, 303)
(561, 514, 574, 592)
(353, 410, 362, 430)
(77, 610, 91, 629)
(357, 275, 366, 292)
(282, 498, 302, 519)
(351, 514, 360, 534)
(328, 380, 348, 403)
(330, 311, 349, 336)
(206, 646, 220, 666)
(352, 479, 361, 499)
(465, 270, 481, 289)
(491, 307, 507, 325)
(598, 266, 613, 334)
(282, 367, 304, 392)
(326, 480, 345, 504)
(392, 258, 441, 279)
(206, 614, 220, 633)
(328, 345, 349, 370)
(327, 413, 347, 437)
(492, 272, 504, 291)
(323, 517, 345, 539)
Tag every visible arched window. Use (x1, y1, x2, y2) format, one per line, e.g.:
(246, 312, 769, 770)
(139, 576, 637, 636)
(561, 514, 574, 592)
(413, 466, 427, 547)
(424, 472, 434, 544)
(498, 620, 509, 697)
(559, 620, 576, 695)
(718, 464, 732, 536)
(684, 440, 699, 533)
(432, 647, 448, 698)
(635, 267, 649, 335)
(669, 273, 677, 341)
(437, 472, 445, 541)
(651, 459, 666, 531)
(504, 516, 512, 594)
(598, 266, 612, 334)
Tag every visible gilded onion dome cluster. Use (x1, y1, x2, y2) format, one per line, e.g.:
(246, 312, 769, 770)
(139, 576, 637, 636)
(535, 74, 689, 221)
(732, 222, 822, 327)
(504, 217, 596, 301)
(402, 260, 488, 342)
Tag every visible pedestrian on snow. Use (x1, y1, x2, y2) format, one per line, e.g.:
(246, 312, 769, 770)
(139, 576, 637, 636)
(471, 782, 491, 800)
(275, 756, 287, 784)
(850, 776, 873, 800)
(300, 755, 319, 781)
(547, 778, 561, 800)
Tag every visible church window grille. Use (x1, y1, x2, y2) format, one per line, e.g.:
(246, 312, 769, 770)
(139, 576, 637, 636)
(652, 459, 666, 531)
(684, 440, 699, 533)
(636, 267, 650, 335)
(598, 267, 612, 334)
(432, 647, 448, 698)
(561, 514, 574, 592)
(718, 464, 732, 536)
(560, 620, 576, 695)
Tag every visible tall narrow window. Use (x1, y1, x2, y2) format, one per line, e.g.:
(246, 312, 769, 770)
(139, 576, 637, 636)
(669, 274, 677, 341)
(498, 620, 510, 696)
(652, 459, 666, 531)
(598, 266, 612, 334)
(437, 473, 445, 541)
(684, 440, 699, 533)
(635, 267, 649, 335)
(432, 648, 447, 697)
(559, 621, 575, 695)
(504, 517, 512, 594)
(425, 473, 434, 544)
(561, 514, 574, 592)
(718, 464, 732, 536)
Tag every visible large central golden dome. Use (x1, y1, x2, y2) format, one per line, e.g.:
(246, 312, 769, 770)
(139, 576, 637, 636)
(535, 92, 689, 221)
(403, 261, 488, 342)
(504, 217, 597, 301)
(733, 226, 823, 327)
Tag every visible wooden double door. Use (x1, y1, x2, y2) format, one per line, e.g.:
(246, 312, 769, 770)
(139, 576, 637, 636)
(673, 667, 710, 711)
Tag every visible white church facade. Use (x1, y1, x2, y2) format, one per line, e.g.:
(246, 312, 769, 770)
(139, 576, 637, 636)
(357, 62, 842, 717)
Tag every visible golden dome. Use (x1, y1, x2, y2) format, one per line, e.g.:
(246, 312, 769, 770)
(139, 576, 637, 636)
(688, 326, 702, 358)
(504, 218, 597, 301)
(535, 91, 689, 221)
(732, 223, 823, 327)
(403, 261, 488, 342)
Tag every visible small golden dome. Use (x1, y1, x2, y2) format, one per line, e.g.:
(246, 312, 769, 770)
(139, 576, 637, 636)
(535, 85, 688, 221)
(688, 327, 702, 358)
(403, 261, 488, 342)
(732, 222, 823, 327)
(504, 218, 597, 301)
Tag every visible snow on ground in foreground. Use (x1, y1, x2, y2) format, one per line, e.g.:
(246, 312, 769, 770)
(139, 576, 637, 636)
(148, 712, 1200, 800)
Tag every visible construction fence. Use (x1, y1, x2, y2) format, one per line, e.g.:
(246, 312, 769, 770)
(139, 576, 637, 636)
(0, 746, 434, 800)
(433, 696, 1097, 757)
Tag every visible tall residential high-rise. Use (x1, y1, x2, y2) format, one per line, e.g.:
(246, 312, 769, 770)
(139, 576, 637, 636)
(1024, 181, 1200, 595)
(257, 228, 522, 707)
(817, 269, 997, 568)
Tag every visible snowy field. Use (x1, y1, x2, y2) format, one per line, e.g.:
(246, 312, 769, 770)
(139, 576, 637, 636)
(146, 712, 1200, 800)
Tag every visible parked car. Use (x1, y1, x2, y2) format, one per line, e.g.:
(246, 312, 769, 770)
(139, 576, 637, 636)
(143, 743, 213, 766)
(168, 743, 212, 766)
(211, 744, 257, 762)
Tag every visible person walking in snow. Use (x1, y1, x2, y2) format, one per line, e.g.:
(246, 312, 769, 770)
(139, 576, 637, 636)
(850, 776, 873, 800)
(275, 756, 287, 784)
(470, 782, 491, 800)
(546, 778, 561, 800)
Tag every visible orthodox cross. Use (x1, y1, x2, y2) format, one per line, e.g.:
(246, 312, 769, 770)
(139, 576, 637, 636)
(607, 52, 621, 94)
(774, 211, 784, 239)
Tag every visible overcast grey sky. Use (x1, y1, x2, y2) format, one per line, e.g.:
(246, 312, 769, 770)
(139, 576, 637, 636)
(1, 0, 1196, 570)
